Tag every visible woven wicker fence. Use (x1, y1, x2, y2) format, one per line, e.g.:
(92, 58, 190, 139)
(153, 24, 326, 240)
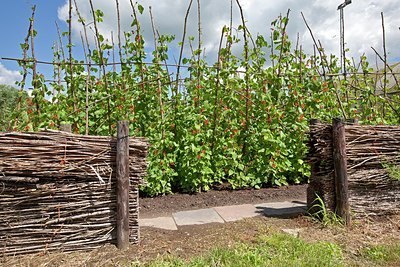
(0, 129, 148, 256)
(307, 121, 400, 218)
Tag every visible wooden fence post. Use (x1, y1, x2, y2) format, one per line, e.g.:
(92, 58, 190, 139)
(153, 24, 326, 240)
(116, 121, 130, 249)
(332, 118, 350, 225)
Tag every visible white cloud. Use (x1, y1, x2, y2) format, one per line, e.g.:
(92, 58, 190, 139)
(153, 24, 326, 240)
(57, 0, 400, 64)
(0, 63, 22, 86)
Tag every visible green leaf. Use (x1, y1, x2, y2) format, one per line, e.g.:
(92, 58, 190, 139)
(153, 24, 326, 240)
(231, 152, 238, 160)
(182, 58, 189, 65)
(137, 4, 144, 14)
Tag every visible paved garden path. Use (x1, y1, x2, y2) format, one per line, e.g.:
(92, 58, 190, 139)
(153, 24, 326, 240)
(139, 200, 307, 230)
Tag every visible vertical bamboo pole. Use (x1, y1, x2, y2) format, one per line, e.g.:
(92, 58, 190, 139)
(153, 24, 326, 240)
(332, 118, 350, 225)
(73, 0, 91, 135)
(129, 1, 148, 135)
(15, 7, 35, 130)
(235, 0, 250, 157)
(115, 0, 128, 119)
(89, 0, 112, 135)
(20, 7, 36, 92)
(68, 0, 77, 119)
(174, 0, 194, 105)
(225, 0, 233, 61)
(116, 120, 130, 249)
(196, 0, 202, 107)
(149, 7, 165, 141)
(276, 9, 290, 77)
(29, 5, 40, 122)
(381, 12, 387, 118)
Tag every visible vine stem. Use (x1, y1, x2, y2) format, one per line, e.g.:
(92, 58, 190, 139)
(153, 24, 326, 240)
(196, 0, 202, 107)
(150, 6, 166, 141)
(74, 0, 92, 135)
(16, 6, 36, 124)
(88, 0, 112, 135)
(176, 0, 194, 100)
(68, 0, 77, 118)
(277, 9, 290, 77)
(30, 5, 41, 122)
(235, 0, 250, 157)
(381, 12, 387, 117)
(210, 27, 225, 156)
(115, 0, 128, 119)
(300, 12, 330, 76)
(129, 0, 147, 135)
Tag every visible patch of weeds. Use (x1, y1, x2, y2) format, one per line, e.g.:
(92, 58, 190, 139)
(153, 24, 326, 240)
(309, 194, 344, 227)
(361, 243, 400, 265)
(382, 162, 400, 181)
(134, 233, 344, 267)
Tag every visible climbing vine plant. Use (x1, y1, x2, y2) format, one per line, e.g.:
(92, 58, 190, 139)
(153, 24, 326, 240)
(7, 3, 400, 196)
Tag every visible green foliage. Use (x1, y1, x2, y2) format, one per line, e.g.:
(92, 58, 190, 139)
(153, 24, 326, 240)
(10, 8, 400, 195)
(0, 84, 28, 131)
(133, 233, 344, 267)
(361, 243, 400, 265)
(381, 161, 400, 181)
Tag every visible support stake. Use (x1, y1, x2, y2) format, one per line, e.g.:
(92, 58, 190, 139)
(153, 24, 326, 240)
(332, 118, 350, 225)
(116, 120, 130, 249)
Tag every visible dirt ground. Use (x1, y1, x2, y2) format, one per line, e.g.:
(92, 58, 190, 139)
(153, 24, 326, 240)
(2, 184, 399, 267)
(140, 184, 308, 217)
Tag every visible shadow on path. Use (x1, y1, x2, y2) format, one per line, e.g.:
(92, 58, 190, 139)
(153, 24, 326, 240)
(255, 201, 307, 219)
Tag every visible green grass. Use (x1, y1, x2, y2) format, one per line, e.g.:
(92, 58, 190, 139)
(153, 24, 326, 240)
(309, 194, 344, 227)
(128, 233, 400, 267)
(361, 243, 400, 266)
(132, 233, 344, 267)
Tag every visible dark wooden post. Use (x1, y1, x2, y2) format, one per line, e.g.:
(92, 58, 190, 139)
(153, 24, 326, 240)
(59, 124, 72, 133)
(332, 118, 350, 225)
(116, 121, 130, 249)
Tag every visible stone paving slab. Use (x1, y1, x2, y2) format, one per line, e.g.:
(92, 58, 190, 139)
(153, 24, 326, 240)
(139, 217, 178, 230)
(255, 201, 307, 217)
(173, 208, 224, 226)
(214, 204, 259, 222)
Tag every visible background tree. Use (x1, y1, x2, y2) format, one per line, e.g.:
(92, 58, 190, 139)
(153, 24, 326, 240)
(0, 84, 28, 131)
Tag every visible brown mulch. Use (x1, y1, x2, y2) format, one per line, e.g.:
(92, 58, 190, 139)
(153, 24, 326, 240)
(3, 214, 399, 267)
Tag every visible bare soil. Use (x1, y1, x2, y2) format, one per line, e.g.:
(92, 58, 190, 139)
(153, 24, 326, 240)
(139, 184, 308, 218)
(2, 184, 399, 267)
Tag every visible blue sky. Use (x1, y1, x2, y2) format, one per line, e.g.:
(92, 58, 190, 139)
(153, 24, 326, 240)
(0, 0, 67, 85)
(1, 0, 399, 86)
(0, 2, 65, 60)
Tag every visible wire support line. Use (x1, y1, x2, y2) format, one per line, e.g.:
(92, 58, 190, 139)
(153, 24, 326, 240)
(2, 56, 400, 77)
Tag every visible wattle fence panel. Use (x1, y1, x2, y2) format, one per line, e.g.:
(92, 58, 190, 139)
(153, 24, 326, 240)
(307, 122, 400, 218)
(0, 130, 148, 255)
